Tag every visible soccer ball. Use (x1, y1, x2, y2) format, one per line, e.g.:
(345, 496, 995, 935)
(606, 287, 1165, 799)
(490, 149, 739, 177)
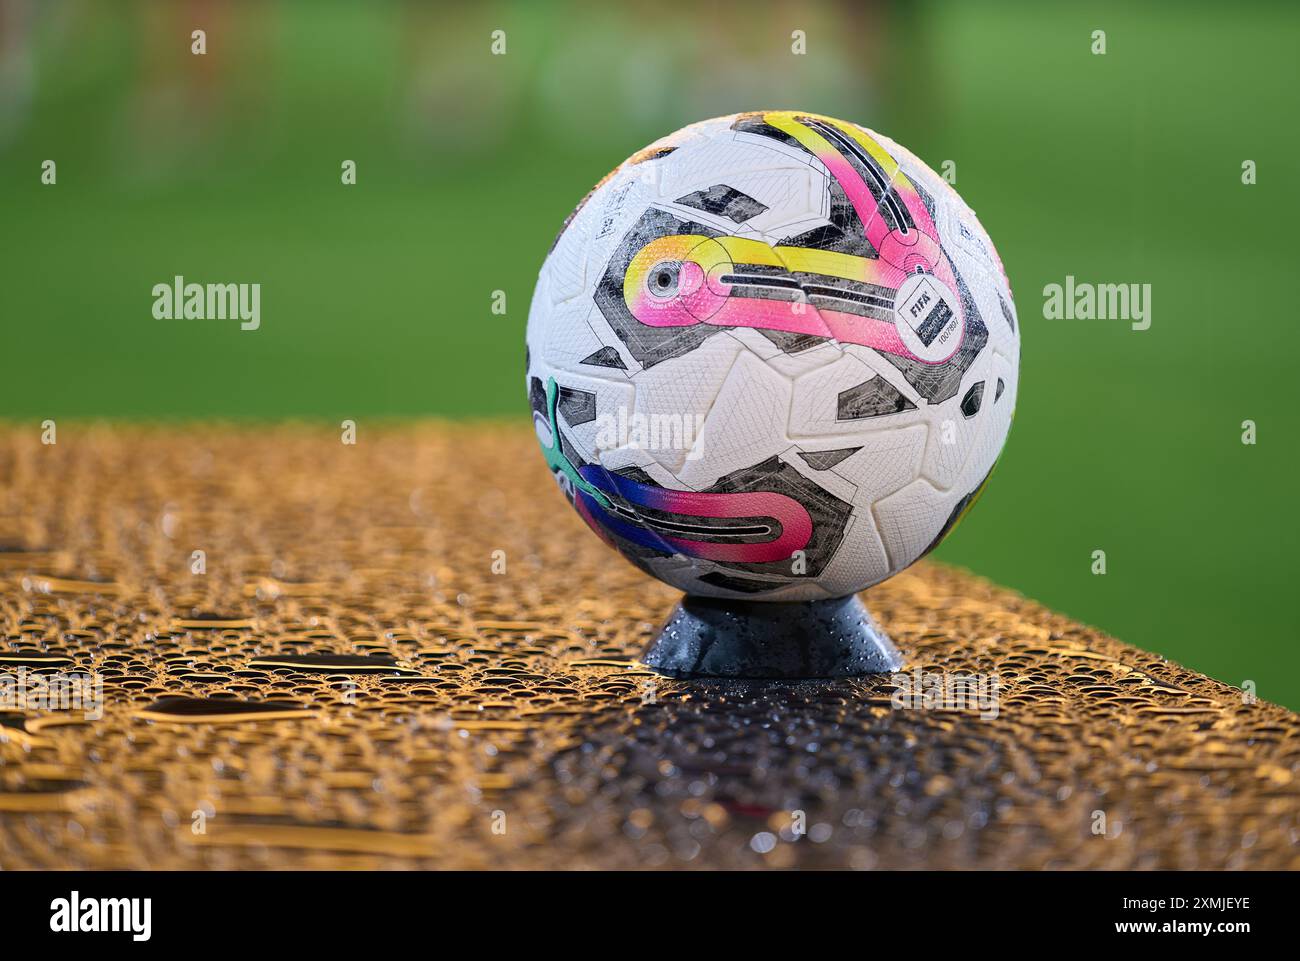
(526, 111, 1018, 601)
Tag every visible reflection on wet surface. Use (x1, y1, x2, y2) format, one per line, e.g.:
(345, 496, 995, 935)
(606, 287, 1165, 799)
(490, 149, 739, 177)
(0, 424, 1296, 868)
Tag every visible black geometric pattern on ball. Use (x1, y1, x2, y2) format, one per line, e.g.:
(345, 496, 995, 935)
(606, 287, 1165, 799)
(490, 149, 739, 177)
(674, 184, 769, 223)
(557, 386, 597, 426)
(837, 377, 916, 420)
(797, 446, 863, 470)
(579, 346, 627, 370)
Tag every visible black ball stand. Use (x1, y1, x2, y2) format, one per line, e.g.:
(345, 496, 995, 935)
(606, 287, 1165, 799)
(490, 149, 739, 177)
(641, 594, 904, 679)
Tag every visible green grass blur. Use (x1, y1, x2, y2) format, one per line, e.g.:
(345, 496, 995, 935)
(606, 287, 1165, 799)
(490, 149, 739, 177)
(1, 1, 1297, 705)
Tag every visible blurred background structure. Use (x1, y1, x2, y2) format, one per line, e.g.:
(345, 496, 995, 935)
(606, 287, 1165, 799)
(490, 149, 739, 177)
(1, 0, 1297, 706)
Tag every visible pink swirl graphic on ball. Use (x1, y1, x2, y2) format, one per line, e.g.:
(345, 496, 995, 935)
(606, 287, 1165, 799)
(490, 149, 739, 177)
(576, 466, 812, 564)
(621, 112, 966, 365)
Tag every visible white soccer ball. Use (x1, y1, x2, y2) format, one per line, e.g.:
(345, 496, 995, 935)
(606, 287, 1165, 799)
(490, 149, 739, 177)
(526, 111, 1019, 601)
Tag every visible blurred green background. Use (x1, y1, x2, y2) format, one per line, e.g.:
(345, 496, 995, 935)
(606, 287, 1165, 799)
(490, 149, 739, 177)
(2, 0, 1297, 706)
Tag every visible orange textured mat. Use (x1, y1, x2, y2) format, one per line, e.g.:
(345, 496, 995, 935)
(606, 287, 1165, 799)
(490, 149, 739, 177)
(1, 424, 1296, 869)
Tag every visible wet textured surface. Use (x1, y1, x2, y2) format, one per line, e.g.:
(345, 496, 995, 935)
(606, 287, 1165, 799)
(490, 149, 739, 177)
(0, 424, 1296, 869)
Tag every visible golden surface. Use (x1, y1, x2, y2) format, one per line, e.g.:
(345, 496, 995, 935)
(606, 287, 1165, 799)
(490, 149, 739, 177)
(0, 423, 1296, 869)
